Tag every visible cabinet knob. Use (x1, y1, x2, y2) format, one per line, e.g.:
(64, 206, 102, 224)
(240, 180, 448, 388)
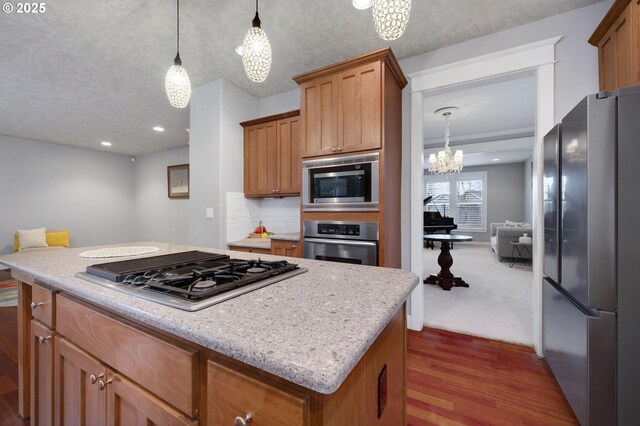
(89, 373, 104, 385)
(331, 148, 337, 152)
(272, 189, 276, 193)
(96, 378, 113, 391)
(337, 147, 342, 151)
(291, 245, 297, 249)
(30, 302, 44, 310)
(234, 413, 253, 426)
(275, 189, 280, 193)
(37, 335, 51, 344)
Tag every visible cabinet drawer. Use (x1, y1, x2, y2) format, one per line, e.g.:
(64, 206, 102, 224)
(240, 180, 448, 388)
(31, 282, 57, 328)
(207, 360, 309, 426)
(271, 240, 301, 258)
(56, 295, 198, 416)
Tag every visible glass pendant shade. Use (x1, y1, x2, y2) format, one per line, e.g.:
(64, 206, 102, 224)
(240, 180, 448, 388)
(165, 61, 192, 109)
(166, 0, 191, 108)
(242, 25, 272, 83)
(372, 0, 411, 40)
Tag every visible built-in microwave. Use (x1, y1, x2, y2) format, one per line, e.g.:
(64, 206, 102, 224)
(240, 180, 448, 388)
(302, 152, 379, 211)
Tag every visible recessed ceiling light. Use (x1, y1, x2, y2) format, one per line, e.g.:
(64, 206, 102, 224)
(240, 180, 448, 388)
(101, 141, 112, 147)
(235, 45, 243, 56)
(153, 126, 165, 132)
(492, 158, 500, 162)
(352, 0, 372, 9)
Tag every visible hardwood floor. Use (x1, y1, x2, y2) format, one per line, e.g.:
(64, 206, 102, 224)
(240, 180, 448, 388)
(407, 328, 578, 425)
(0, 308, 29, 426)
(0, 307, 576, 426)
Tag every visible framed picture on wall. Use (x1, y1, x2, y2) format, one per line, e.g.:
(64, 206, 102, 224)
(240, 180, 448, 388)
(167, 164, 189, 199)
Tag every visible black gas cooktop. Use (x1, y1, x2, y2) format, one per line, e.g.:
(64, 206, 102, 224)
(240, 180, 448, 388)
(76, 250, 307, 311)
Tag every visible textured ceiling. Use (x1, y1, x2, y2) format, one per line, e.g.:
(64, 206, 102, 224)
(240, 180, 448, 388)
(0, 0, 603, 155)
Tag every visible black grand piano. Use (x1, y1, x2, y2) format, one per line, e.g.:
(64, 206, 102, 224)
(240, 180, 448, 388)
(424, 196, 457, 249)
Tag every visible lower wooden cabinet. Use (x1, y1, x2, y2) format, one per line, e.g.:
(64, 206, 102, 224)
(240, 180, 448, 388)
(54, 337, 197, 426)
(271, 239, 302, 258)
(31, 320, 55, 426)
(207, 360, 310, 426)
(227, 245, 272, 255)
(55, 337, 106, 426)
(106, 373, 197, 426)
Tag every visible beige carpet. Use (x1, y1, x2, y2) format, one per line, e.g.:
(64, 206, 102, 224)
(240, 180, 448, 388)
(423, 243, 533, 346)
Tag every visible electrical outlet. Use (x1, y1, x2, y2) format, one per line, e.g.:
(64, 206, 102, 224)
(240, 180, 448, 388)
(205, 208, 214, 219)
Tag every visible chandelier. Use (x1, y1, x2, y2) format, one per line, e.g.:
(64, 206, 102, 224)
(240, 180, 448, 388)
(372, 0, 411, 40)
(242, 0, 272, 83)
(428, 107, 464, 175)
(165, 0, 191, 108)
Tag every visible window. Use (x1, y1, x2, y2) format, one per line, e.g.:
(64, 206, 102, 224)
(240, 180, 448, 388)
(424, 171, 488, 232)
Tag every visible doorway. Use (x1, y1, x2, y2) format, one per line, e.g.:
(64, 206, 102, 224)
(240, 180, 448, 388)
(406, 37, 561, 355)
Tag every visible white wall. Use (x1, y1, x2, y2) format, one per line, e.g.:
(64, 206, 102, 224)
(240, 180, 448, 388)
(0, 134, 136, 254)
(189, 80, 259, 249)
(218, 80, 260, 246)
(399, 0, 612, 269)
(134, 147, 189, 244)
(258, 89, 300, 117)
(189, 80, 222, 248)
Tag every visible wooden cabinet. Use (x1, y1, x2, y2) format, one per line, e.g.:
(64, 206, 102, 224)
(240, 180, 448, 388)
(31, 320, 55, 426)
(295, 49, 404, 159)
(207, 360, 310, 426)
(295, 48, 407, 268)
(271, 239, 301, 258)
(55, 337, 106, 426)
(242, 110, 301, 197)
(106, 373, 197, 426)
(298, 63, 382, 158)
(299, 75, 338, 157)
(589, 0, 640, 91)
(337, 62, 382, 154)
(54, 337, 196, 426)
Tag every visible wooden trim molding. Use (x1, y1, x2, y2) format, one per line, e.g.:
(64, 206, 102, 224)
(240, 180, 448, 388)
(293, 47, 408, 89)
(589, 0, 633, 45)
(239, 109, 300, 128)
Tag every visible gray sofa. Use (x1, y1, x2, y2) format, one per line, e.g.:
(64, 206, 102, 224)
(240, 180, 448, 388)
(490, 222, 532, 261)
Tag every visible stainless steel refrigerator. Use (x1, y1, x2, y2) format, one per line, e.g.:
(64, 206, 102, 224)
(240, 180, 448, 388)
(543, 86, 640, 425)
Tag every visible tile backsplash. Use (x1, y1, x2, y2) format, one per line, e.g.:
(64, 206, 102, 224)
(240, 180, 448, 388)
(226, 192, 300, 243)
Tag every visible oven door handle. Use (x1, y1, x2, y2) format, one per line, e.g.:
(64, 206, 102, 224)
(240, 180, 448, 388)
(304, 238, 377, 247)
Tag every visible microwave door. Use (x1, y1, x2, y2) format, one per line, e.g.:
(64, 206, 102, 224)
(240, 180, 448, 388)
(314, 170, 366, 203)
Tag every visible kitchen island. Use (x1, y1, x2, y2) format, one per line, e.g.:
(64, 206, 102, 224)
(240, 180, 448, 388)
(0, 242, 418, 425)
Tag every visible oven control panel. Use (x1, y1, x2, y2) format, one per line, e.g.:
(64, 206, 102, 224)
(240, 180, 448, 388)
(317, 223, 360, 236)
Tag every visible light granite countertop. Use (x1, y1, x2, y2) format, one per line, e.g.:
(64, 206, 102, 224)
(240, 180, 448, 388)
(227, 238, 271, 250)
(0, 242, 418, 394)
(268, 232, 300, 242)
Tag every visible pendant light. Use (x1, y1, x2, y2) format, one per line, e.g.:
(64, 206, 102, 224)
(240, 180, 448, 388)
(372, 0, 411, 40)
(242, 0, 272, 83)
(165, 0, 191, 108)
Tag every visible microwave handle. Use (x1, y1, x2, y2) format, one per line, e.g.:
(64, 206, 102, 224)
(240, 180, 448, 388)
(304, 238, 377, 247)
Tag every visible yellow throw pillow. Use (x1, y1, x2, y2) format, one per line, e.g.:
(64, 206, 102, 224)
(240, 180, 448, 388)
(46, 231, 70, 248)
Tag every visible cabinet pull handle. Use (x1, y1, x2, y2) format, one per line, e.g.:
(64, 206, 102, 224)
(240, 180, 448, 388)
(30, 302, 44, 310)
(37, 335, 51, 344)
(234, 413, 253, 426)
(89, 373, 104, 385)
(97, 377, 113, 391)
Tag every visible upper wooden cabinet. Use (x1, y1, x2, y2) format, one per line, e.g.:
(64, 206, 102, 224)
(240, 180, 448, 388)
(241, 110, 301, 197)
(589, 0, 640, 91)
(294, 48, 407, 159)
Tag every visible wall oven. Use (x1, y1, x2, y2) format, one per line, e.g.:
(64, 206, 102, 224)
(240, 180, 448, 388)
(303, 221, 379, 266)
(302, 152, 379, 211)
